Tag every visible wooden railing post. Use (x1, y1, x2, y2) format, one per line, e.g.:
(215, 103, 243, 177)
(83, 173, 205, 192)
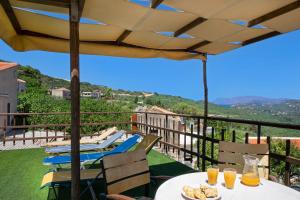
(232, 130, 236, 142)
(284, 140, 291, 186)
(266, 136, 271, 177)
(13, 117, 16, 146)
(196, 118, 200, 169)
(245, 132, 249, 144)
(211, 127, 215, 165)
(32, 128, 35, 144)
(184, 123, 187, 160)
(3, 119, 6, 146)
(165, 114, 169, 153)
(221, 129, 225, 141)
(145, 113, 148, 134)
(22, 118, 25, 145)
(257, 124, 261, 144)
(159, 118, 162, 148)
(46, 128, 49, 143)
(190, 124, 193, 163)
(172, 120, 175, 153)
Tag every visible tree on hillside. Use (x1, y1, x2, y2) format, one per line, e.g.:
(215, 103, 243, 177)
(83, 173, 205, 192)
(103, 88, 113, 99)
(134, 96, 138, 104)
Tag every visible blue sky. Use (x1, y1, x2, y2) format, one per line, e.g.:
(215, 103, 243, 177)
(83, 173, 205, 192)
(1, 30, 300, 101)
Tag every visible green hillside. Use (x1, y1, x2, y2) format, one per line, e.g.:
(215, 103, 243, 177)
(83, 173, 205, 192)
(16, 65, 300, 136)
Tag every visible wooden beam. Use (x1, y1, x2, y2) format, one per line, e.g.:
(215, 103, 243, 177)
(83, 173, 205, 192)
(174, 17, 207, 37)
(187, 40, 210, 51)
(20, 29, 203, 54)
(248, 1, 300, 27)
(242, 31, 281, 46)
(78, 0, 85, 18)
(0, 0, 22, 34)
(69, 0, 80, 200)
(151, 0, 164, 9)
(116, 30, 132, 44)
(18, 0, 70, 8)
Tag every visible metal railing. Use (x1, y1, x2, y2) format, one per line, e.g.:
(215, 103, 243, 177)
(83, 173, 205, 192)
(0, 111, 299, 186)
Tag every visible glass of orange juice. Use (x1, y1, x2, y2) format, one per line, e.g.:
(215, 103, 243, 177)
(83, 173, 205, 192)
(207, 166, 219, 185)
(223, 168, 237, 189)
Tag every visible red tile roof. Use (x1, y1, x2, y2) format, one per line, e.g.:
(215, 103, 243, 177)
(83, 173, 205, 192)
(249, 137, 300, 149)
(0, 62, 18, 71)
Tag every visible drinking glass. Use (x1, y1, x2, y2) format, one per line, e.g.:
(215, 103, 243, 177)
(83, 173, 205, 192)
(223, 168, 237, 189)
(207, 166, 219, 185)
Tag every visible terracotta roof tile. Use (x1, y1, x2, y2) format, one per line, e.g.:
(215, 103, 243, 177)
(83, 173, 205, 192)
(0, 62, 18, 71)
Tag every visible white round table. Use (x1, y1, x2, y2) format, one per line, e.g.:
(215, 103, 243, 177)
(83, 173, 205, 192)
(155, 172, 300, 200)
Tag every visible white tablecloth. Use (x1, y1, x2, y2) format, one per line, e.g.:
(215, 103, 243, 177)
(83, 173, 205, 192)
(155, 172, 300, 200)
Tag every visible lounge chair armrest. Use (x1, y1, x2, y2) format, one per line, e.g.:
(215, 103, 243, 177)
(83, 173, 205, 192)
(150, 175, 173, 180)
(268, 175, 278, 182)
(106, 194, 135, 200)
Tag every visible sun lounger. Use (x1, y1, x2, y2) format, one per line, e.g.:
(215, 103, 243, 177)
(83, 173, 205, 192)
(40, 134, 162, 199)
(43, 126, 117, 147)
(43, 134, 141, 165)
(45, 131, 124, 154)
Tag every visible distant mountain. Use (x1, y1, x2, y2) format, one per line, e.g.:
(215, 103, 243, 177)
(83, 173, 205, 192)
(213, 96, 286, 106)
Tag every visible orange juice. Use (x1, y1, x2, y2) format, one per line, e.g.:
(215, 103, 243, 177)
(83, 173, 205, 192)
(241, 173, 260, 186)
(224, 170, 236, 189)
(207, 167, 219, 185)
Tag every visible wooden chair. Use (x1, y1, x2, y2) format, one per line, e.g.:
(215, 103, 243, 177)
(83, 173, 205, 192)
(218, 141, 271, 180)
(100, 149, 165, 200)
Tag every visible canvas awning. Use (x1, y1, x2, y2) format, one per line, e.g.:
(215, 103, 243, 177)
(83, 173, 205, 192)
(1, 0, 300, 60)
(1, 1, 300, 199)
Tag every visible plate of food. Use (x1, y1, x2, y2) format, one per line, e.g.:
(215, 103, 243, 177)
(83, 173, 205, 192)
(182, 184, 221, 200)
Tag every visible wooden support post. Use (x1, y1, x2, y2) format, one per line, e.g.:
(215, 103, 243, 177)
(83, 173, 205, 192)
(201, 55, 208, 171)
(70, 0, 80, 199)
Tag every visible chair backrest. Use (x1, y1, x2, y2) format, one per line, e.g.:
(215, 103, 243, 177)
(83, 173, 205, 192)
(218, 141, 269, 179)
(135, 134, 162, 154)
(102, 149, 150, 194)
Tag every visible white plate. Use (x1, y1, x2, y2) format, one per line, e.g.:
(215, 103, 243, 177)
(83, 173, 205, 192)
(181, 185, 221, 200)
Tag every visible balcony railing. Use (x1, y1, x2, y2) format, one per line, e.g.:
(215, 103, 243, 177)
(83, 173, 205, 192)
(0, 111, 299, 187)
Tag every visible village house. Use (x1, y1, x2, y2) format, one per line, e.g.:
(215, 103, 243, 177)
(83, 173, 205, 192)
(0, 62, 19, 134)
(81, 90, 102, 99)
(17, 79, 26, 92)
(50, 87, 71, 99)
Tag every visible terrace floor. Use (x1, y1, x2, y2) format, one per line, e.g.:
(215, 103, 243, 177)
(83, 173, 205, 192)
(0, 148, 193, 200)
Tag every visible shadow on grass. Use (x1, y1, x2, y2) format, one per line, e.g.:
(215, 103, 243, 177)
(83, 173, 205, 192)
(46, 161, 194, 200)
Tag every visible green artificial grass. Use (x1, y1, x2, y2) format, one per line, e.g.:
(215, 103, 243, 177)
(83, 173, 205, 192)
(0, 148, 192, 200)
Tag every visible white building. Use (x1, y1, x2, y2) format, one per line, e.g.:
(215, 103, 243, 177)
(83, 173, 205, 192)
(17, 79, 26, 92)
(0, 62, 18, 134)
(51, 87, 71, 99)
(81, 91, 102, 99)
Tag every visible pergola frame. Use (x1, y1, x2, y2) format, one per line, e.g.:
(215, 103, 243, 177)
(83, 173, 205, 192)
(1, 0, 300, 199)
